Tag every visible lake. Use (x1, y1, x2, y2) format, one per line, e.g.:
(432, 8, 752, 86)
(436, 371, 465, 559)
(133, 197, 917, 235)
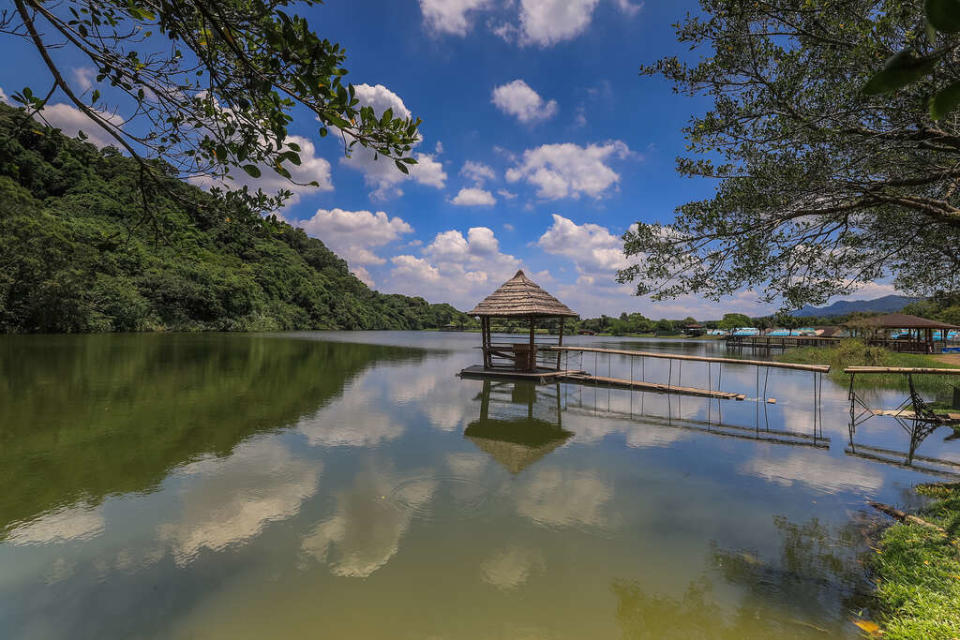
(2, 331, 958, 639)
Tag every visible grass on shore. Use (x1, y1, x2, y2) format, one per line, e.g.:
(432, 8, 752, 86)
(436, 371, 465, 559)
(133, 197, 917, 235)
(776, 340, 959, 395)
(872, 483, 960, 639)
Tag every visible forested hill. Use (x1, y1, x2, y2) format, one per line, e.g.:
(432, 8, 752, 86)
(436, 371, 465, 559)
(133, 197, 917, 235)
(0, 105, 470, 333)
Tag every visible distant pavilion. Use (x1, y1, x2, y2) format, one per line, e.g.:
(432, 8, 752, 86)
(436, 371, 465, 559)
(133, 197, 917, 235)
(844, 313, 959, 353)
(468, 270, 579, 373)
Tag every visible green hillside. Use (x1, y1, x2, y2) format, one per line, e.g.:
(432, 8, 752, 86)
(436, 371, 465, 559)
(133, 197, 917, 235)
(0, 105, 469, 333)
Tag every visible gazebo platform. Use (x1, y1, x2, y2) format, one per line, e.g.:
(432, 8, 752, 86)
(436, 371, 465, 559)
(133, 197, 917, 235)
(459, 365, 585, 383)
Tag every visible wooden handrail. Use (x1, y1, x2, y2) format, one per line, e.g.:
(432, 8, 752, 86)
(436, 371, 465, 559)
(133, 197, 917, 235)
(541, 345, 830, 373)
(844, 366, 960, 376)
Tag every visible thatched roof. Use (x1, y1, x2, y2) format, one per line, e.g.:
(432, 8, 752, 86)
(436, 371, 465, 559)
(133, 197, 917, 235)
(468, 270, 578, 318)
(845, 313, 959, 330)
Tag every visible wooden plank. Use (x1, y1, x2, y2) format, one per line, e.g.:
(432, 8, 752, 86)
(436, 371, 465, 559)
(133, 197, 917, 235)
(560, 372, 740, 400)
(844, 366, 960, 376)
(543, 345, 831, 373)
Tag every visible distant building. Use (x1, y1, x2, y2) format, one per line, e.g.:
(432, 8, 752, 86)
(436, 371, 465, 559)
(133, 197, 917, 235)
(683, 323, 705, 336)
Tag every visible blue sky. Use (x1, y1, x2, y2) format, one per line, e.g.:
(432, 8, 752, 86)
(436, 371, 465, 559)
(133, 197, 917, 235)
(0, 0, 896, 318)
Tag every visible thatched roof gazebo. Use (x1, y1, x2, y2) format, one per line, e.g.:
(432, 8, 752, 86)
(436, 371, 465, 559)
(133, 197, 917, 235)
(844, 313, 959, 353)
(468, 270, 578, 373)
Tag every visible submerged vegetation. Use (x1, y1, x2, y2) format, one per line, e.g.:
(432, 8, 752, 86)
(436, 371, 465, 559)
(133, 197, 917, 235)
(0, 105, 468, 333)
(873, 483, 960, 639)
(776, 340, 960, 395)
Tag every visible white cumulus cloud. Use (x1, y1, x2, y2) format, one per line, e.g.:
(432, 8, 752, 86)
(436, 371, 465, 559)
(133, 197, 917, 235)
(216, 134, 333, 203)
(419, 0, 493, 35)
(338, 84, 446, 199)
(386, 226, 520, 309)
(294, 208, 413, 272)
(34, 101, 125, 150)
(489, 0, 642, 46)
(452, 187, 497, 206)
(492, 79, 558, 123)
(461, 160, 497, 184)
(506, 140, 630, 199)
(516, 0, 600, 46)
(538, 214, 629, 272)
(71, 67, 96, 92)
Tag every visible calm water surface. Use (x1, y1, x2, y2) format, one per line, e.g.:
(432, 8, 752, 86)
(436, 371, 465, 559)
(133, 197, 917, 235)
(2, 331, 959, 639)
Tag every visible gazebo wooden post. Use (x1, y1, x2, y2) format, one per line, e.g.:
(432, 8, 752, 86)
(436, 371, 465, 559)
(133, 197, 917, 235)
(556, 318, 565, 371)
(481, 316, 491, 369)
(529, 317, 536, 371)
(480, 380, 491, 419)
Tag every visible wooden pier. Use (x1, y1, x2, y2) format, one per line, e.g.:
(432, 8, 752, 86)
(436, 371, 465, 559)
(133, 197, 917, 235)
(459, 365, 744, 399)
(726, 335, 841, 351)
(460, 345, 829, 401)
(561, 372, 744, 400)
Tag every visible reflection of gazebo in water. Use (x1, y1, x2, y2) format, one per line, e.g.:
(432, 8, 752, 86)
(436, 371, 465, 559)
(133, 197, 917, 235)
(465, 380, 572, 474)
(464, 270, 579, 376)
(845, 313, 959, 354)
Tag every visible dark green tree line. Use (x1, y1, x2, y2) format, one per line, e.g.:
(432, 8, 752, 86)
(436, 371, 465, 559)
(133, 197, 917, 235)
(0, 105, 468, 333)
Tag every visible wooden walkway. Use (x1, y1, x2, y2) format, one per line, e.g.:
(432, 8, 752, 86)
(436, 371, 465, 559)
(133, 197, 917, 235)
(561, 372, 744, 400)
(845, 366, 960, 376)
(459, 366, 746, 400)
(726, 335, 841, 351)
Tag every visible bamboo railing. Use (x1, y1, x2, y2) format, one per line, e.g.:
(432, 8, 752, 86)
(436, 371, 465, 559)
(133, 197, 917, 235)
(542, 345, 831, 373)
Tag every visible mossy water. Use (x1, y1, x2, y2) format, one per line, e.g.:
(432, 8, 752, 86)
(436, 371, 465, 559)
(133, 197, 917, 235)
(2, 332, 959, 638)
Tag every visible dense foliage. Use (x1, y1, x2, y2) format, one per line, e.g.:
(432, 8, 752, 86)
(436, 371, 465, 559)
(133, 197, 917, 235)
(902, 290, 960, 325)
(0, 105, 469, 333)
(2, 0, 420, 215)
(621, 0, 960, 309)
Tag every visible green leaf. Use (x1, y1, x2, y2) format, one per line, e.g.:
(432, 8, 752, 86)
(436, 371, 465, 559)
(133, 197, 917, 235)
(930, 80, 960, 119)
(863, 51, 937, 95)
(241, 164, 261, 178)
(395, 159, 409, 175)
(926, 0, 960, 33)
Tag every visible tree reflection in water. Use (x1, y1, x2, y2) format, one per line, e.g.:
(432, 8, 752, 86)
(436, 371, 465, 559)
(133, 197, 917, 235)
(0, 334, 424, 538)
(614, 516, 875, 639)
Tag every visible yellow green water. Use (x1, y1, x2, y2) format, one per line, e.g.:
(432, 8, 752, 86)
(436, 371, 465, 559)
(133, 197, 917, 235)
(1, 332, 956, 639)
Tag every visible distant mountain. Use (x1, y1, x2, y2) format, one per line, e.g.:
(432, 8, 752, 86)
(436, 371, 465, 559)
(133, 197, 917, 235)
(790, 295, 921, 318)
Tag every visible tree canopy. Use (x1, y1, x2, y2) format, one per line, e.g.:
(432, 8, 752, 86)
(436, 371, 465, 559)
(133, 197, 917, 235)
(619, 0, 960, 310)
(1, 0, 420, 217)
